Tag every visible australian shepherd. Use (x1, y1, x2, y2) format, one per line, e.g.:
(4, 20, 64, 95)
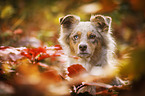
(58, 15, 122, 87)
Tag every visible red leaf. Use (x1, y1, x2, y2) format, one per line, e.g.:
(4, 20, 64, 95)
(37, 54, 50, 61)
(21, 45, 63, 63)
(54, 45, 62, 50)
(68, 64, 87, 78)
(0, 46, 10, 50)
(21, 47, 47, 62)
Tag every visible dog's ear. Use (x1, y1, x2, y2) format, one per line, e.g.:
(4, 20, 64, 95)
(59, 15, 80, 28)
(105, 16, 112, 26)
(90, 15, 112, 33)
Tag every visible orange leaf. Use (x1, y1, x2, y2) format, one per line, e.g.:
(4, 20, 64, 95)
(68, 64, 87, 78)
(41, 67, 62, 82)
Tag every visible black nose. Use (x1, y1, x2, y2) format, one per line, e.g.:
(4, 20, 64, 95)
(79, 44, 87, 51)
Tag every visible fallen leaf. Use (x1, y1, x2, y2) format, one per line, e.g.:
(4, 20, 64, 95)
(68, 64, 87, 78)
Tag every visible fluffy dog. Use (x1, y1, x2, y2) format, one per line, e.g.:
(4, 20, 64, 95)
(58, 15, 122, 86)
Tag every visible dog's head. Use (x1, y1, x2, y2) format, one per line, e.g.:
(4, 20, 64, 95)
(59, 15, 112, 58)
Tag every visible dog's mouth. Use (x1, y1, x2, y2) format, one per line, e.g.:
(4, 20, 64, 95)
(78, 52, 91, 58)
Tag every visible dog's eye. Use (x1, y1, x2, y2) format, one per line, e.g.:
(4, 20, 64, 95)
(73, 35, 79, 40)
(89, 34, 96, 39)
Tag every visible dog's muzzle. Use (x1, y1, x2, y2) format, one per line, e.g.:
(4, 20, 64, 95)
(78, 44, 91, 58)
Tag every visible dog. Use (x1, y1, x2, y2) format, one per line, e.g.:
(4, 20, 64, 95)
(58, 15, 122, 87)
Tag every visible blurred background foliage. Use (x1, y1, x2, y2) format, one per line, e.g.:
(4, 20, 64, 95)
(0, 0, 144, 48)
(0, 0, 145, 95)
